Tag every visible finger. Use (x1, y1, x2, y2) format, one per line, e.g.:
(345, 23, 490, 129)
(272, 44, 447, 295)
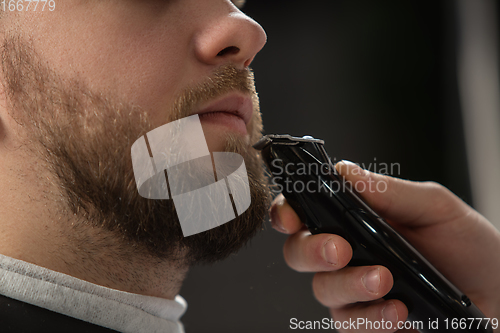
(312, 265, 393, 308)
(331, 299, 409, 333)
(269, 194, 304, 234)
(335, 160, 470, 227)
(283, 232, 352, 272)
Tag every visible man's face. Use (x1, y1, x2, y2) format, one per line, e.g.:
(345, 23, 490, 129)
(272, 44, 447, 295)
(8, 0, 266, 149)
(0, 0, 270, 264)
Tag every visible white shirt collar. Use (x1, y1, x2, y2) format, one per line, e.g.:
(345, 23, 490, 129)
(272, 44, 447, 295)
(0, 254, 186, 333)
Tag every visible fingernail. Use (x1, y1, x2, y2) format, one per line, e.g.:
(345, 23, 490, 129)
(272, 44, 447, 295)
(322, 240, 338, 265)
(382, 302, 398, 323)
(338, 160, 368, 178)
(270, 204, 287, 233)
(362, 268, 380, 293)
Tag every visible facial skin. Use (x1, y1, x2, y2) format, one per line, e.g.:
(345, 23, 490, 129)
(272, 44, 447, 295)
(0, 0, 269, 299)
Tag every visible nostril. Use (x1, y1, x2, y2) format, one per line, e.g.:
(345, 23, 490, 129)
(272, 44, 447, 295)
(217, 46, 240, 57)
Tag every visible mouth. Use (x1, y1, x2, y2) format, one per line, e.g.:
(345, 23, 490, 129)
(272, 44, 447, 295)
(193, 94, 253, 136)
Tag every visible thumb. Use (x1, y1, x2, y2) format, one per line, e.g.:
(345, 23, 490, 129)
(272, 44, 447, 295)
(334, 160, 470, 228)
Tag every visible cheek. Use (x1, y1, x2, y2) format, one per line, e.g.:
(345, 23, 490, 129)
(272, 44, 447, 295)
(71, 34, 191, 118)
(97, 35, 191, 118)
(21, 8, 195, 124)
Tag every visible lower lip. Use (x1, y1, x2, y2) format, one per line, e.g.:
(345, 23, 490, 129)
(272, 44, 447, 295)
(198, 112, 248, 135)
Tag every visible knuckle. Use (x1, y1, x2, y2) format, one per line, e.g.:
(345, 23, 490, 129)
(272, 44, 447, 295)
(282, 232, 311, 271)
(422, 181, 461, 216)
(422, 180, 445, 193)
(308, 235, 325, 259)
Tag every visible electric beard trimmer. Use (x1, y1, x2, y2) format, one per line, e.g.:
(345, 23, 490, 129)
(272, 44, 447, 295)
(254, 134, 493, 333)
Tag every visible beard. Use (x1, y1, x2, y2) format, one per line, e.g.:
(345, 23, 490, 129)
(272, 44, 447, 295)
(0, 35, 271, 266)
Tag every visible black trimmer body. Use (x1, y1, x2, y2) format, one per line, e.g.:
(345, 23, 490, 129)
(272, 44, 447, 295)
(254, 134, 492, 333)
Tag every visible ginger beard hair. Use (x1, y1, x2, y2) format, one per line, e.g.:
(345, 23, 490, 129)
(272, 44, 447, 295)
(0, 35, 271, 266)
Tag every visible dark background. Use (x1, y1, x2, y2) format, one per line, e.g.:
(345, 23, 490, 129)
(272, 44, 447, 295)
(181, 1, 476, 332)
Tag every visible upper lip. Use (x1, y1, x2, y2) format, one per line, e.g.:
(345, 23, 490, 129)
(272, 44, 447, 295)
(193, 93, 253, 125)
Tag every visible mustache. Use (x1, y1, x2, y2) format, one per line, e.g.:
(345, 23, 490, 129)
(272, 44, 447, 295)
(167, 64, 257, 123)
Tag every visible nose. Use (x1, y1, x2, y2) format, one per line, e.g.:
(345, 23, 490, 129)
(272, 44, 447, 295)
(193, 9, 267, 69)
